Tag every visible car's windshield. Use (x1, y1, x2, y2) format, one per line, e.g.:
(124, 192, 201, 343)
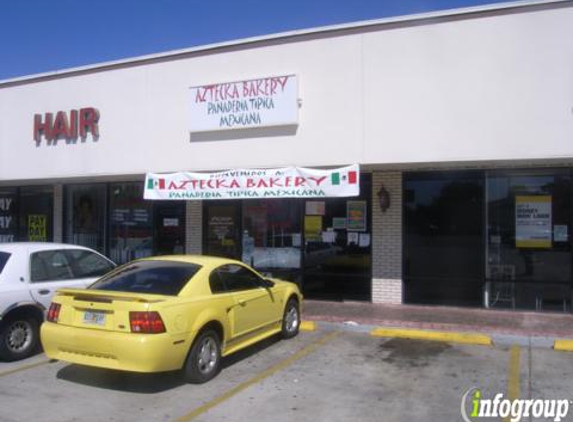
(0, 252, 10, 275)
(89, 260, 201, 295)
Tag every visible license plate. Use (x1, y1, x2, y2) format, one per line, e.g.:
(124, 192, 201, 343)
(83, 311, 106, 326)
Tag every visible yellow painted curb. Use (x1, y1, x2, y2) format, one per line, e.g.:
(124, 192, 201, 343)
(370, 327, 492, 346)
(300, 321, 316, 332)
(554, 339, 573, 352)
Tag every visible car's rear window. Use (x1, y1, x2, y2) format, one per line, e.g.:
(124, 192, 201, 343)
(0, 252, 10, 275)
(89, 260, 201, 296)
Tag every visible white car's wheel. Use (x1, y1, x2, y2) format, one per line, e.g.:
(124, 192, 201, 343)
(0, 317, 39, 361)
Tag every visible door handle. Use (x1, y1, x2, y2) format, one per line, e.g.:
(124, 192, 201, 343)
(238, 299, 246, 307)
(38, 289, 51, 295)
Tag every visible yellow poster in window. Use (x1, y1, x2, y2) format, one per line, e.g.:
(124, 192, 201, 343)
(304, 215, 322, 242)
(28, 214, 47, 242)
(515, 195, 551, 248)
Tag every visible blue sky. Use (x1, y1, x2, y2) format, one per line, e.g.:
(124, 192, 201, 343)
(0, 0, 512, 81)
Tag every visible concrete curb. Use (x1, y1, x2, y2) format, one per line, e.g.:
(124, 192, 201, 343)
(305, 316, 573, 338)
(303, 319, 573, 349)
(302, 320, 492, 345)
(370, 327, 492, 346)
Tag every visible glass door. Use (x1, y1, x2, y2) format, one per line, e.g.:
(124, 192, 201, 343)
(65, 184, 106, 253)
(153, 201, 186, 255)
(404, 171, 485, 307)
(108, 183, 153, 264)
(204, 201, 241, 260)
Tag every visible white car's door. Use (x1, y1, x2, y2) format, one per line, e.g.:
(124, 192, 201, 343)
(28, 248, 115, 310)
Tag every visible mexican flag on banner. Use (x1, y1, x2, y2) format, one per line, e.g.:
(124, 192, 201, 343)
(147, 178, 166, 190)
(331, 170, 358, 185)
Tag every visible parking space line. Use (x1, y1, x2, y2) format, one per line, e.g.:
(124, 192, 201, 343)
(502, 345, 521, 422)
(0, 359, 51, 378)
(507, 345, 521, 401)
(172, 331, 341, 422)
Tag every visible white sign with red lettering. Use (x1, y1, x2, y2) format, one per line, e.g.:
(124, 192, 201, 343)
(144, 165, 360, 200)
(189, 75, 298, 132)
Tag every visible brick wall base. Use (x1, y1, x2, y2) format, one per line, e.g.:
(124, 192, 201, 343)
(371, 172, 403, 304)
(372, 278, 402, 304)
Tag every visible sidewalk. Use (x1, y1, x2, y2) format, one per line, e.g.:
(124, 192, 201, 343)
(303, 300, 573, 339)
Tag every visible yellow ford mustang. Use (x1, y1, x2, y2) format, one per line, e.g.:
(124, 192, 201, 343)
(40, 255, 302, 383)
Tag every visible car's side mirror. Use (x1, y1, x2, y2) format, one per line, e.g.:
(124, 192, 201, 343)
(261, 278, 275, 288)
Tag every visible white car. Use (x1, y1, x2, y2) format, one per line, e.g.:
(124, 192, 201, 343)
(0, 242, 116, 361)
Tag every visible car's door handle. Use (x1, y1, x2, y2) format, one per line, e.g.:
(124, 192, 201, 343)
(38, 289, 51, 295)
(238, 299, 247, 307)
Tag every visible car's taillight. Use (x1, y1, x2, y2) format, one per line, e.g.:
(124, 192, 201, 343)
(47, 303, 61, 323)
(129, 311, 166, 334)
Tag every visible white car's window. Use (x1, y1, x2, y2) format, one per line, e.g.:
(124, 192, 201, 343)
(65, 249, 115, 279)
(30, 250, 73, 282)
(0, 252, 10, 275)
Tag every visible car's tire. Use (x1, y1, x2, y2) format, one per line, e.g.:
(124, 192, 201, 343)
(0, 316, 39, 361)
(281, 298, 300, 339)
(183, 329, 222, 384)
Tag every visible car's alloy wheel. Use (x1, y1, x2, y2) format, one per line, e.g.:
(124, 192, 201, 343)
(197, 336, 218, 375)
(183, 329, 222, 384)
(281, 299, 300, 339)
(0, 318, 39, 361)
(6, 320, 33, 353)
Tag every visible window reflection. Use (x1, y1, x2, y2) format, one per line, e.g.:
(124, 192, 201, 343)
(404, 172, 484, 307)
(487, 170, 571, 311)
(242, 199, 302, 270)
(109, 183, 153, 264)
(65, 184, 106, 253)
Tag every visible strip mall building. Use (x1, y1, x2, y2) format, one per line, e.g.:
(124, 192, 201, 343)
(1, 0, 573, 311)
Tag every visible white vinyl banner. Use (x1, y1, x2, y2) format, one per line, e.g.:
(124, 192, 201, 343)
(189, 75, 299, 132)
(144, 165, 360, 200)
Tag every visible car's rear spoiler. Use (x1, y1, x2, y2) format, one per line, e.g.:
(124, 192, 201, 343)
(56, 288, 166, 303)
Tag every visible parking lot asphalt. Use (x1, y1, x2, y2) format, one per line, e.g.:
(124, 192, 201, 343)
(1, 327, 573, 422)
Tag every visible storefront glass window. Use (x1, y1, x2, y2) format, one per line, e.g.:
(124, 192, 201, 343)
(302, 175, 372, 301)
(18, 186, 53, 242)
(203, 174, 373, 301)
(108, 183, 153, 264)
(404, 171, 485, 307)
(487, 170, 572, 311)
(242, 199, 302, 271)
(65, 184, 106, 253)
(0, 188, 18, 243)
